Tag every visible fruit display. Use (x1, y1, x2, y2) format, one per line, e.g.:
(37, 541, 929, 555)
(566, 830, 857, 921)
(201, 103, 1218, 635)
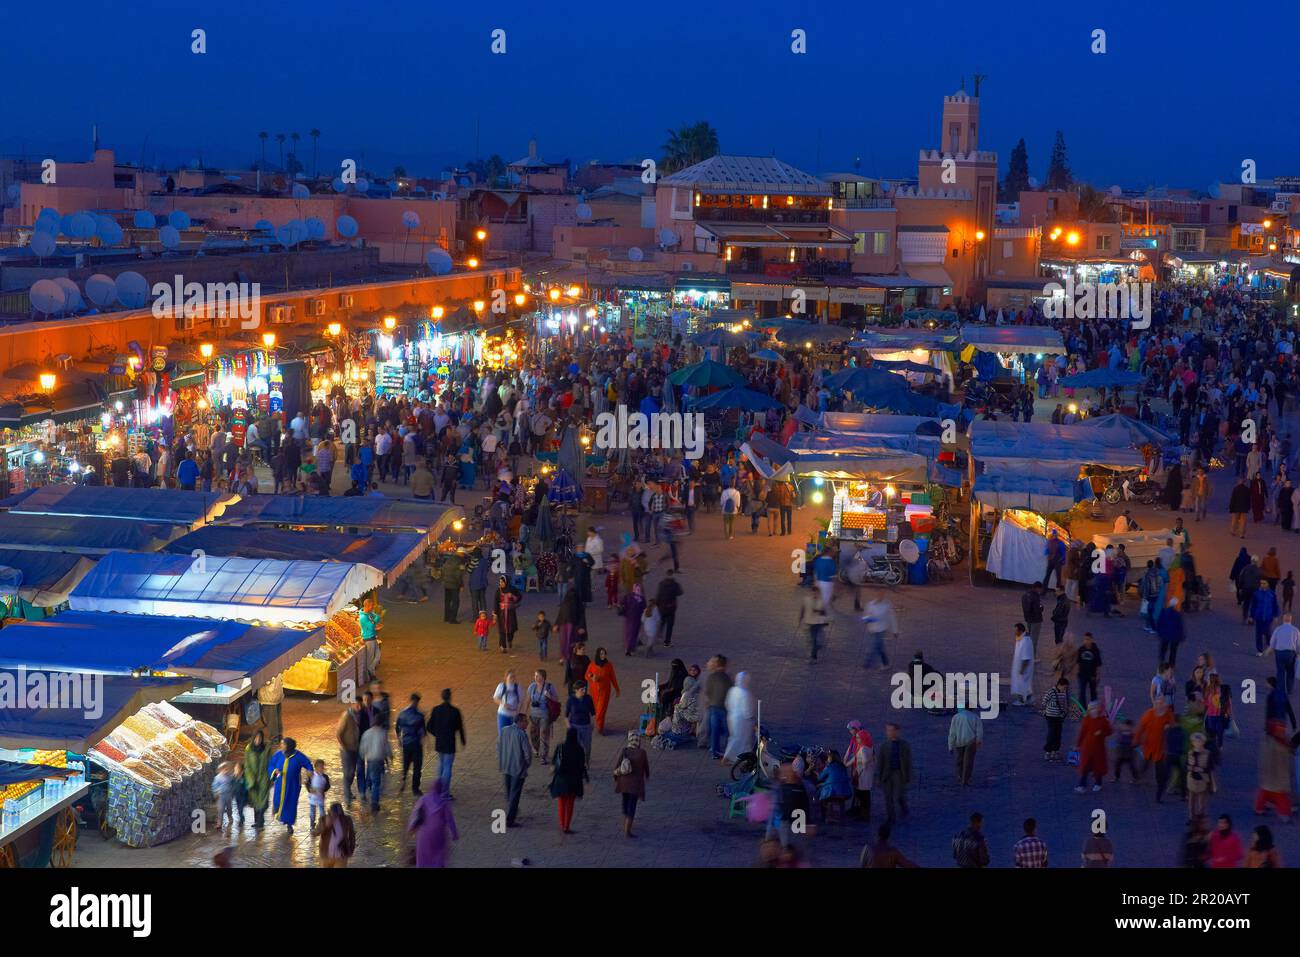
(286, 610, 366, 694)
(86, 702, 227, 848)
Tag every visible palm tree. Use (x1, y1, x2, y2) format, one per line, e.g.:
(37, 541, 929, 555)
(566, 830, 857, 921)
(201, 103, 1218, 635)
(291, 131, 301, 166)
(309, 128, 320, 177)
(661, 121, 720, 174)
(258, 131, 268, 169)
(1076, 184, 1117, 223)
(276, 133, 286, 170)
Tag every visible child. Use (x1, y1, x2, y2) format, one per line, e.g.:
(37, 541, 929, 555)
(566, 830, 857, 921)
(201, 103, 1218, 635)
(533, 611, 551, 660)
(1112, 718, 1141, 783)
(605, 560, 620, 608)
(212, 761, 237, 828)
(473, 610, 495, 652)
(308, 759, 330, 832)
(1283, 571, 1295, 614)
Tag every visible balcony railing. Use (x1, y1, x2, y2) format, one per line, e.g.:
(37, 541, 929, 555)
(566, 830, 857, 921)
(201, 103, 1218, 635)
(831, 197, 894, 210)
(696, 207, 829, 225)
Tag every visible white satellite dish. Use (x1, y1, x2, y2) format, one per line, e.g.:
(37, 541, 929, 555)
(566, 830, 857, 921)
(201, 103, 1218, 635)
(291, 183, 310, 199)
(54, 278, 83, 311)
(576, 203, 592, 221)
(425, 249, 453, 275)
(336, 215, 358, 238)
(133, 210, 156, 229)
(29, 231, 56, 257)
(85, 274, 117, 307)
(115, 271, 149, 308)
(305, 217, 326, 240)
(401, 210, 420, 229)
(898, 539, 920, 565)
(658, 228, 677, 246)
(332, 177, 346, 193)
(70, 212, 96, 239)
(159, 225, 181, 249)
(168, 210, 191, 229)
(30, 279, 67, 314)
(355, 177, 370, 193)
(628, 246, 644, 262)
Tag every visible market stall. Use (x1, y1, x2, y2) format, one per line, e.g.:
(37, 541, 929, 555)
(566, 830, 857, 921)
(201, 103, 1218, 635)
(68, 551, 376, 698)
(1091, 529, 1174, 569)
(0, 548, 96, 619)
(0, 511, 181, 555)
(6, 485, 238, 530)
(984, 507, 1074, 586)
(214, 494, 463, 538)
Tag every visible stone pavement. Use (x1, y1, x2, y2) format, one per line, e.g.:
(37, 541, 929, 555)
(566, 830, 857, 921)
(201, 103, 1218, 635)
(73, 447, 1300, 869)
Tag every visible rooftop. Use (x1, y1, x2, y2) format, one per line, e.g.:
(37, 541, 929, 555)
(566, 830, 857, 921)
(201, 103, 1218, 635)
(660, 155, 830, 196)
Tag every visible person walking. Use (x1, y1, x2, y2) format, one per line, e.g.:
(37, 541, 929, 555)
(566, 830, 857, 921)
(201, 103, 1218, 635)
(243, 729, 271, 829)
(620, 583, 646, 656)
(525, 669, 559, 759)
(497, 712, 532, 828)
(862, 596, 897, 670)
(359, 715, 391, 813)
(1050, 589, 1071, 645)
(407, 780, 458, 867)
(395, 693, 427, 795)
(257, 674, 284, 745)
(876, 723, 912, 824)
(1074, 700, 1113, 792)
(703, 655, 733, 758)
(439, 550, 466, 624)
(1229, 477, 1250, 537)
(1268, 612, 1300, 695)
(1010, 623, 1034, 706)
(336, 699, 364, 805)
(722, 671, 756, 764)
(584, 648, 621, 734)
(1157, 598, 1186, 669)
(1076, 632, 1103, 705)
(318, 803, 356, 868)
(1255, 721, 1293, 822)
(549, 727, 589, 834)
(612, 730, 652, 838)
(1041, 677, 1069, 761)
(426, 689, 465, 797)
(798, 587, 832, 661)
(492, 670, 522, 735)
(1012, 818, 1049, 868)
(654, 570, 683, 648)
(720, 483, 741, 539)
(1138, 698, 1176, 799)
(952, 812, 990, 868)
(495, 576, 521, 652)
(1021, 583, 1044, 657)
(948, 705, 983, 786)
(565, 680, 596, 765)
(1252, 580, 1280, 656)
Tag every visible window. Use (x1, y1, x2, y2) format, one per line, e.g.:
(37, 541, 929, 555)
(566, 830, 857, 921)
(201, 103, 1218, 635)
(1047, 198, 1057, 213)
(673, 189, 690, 213)
(1096, 234, 1112, 251)
(1002, 241, 1013, 259)
(949, 123, 960, 153)
(853, 231, 888, 255)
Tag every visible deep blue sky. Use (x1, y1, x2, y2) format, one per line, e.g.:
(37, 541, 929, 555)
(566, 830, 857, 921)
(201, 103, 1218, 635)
(5, 0, 1295, 193)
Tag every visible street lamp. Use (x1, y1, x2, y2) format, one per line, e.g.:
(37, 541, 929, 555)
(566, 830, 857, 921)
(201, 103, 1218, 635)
(567, 285, 581, 297)
(199, 342, 214, 359)
(39, 372, 56, 393)
(467, 257, 479, 269)
(262, 332, 276, 349)
(431, 306, 444, 320)
(327, 321, 342, 337)
(475, 229, 487, 242)
(974, 229, 986, 242)
(514, 293, 526, 306)
(473, 300, 485, 313)
(383, 315, 397, 332)
(1066, 231, 1081, 246)
(549, 289, 561, 302)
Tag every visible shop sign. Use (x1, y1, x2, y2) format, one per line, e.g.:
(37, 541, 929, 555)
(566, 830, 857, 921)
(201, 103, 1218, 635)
(151, 346, 168, 372)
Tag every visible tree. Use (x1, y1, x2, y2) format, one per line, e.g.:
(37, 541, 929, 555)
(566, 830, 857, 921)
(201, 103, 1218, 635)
(1076, 184, 1117, 223)
(275, 133, 286, 169)
(661, 121, 720, 174)
(1044, 131, 1072, 191)
(258, 131, 268, 169)
(309, 128, 320, 177)
(1000, 138, 1030, 203)
(393, 165, 407, 179)
(291, 132, 301, 166)
(465, 154, 506, 184)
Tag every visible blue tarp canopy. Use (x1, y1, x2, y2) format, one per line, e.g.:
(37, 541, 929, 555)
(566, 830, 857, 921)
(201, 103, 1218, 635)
(824, 365, 911, 395)
(872, 359, 940, 375)
(7, 486, 236, 528)
(846, 328, 960, 351)
(813, 412, 942, 435)
(688, 386, 782, 412)
(215, 495, 461, 537)
(0, 548, 94, 606)
(773, 323, 855, 346)
(972, 474, 1091, 513)
(69, 551, 380, 624)
(163, 527, 428, 586)
(1074, 413, 1176, 448)
(971, 420, 1145, 470)
(0, 511, 180, 554)
(0, 672, 193, 751)
(0, 760, 76, 787)
(0, 611, 322, 689)
(743, 433, 928, 483)
(961, 325, 1066, 355)
(1058, 368, 1147, 389)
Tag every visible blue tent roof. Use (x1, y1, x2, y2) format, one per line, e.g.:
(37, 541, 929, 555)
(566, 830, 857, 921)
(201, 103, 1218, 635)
(972, 474, 1089, 513)
(215, 495, 461, 536)
(688, 386, 782, 412)
(0, 548, 93, 605)
(971, 420, 1145, 469)
(0, 511, 179, 554)
(0, 611, 323, 688)
(164, 527, 427, 585)
(8, 485, 236, 527)
(0, 672, 193, 751)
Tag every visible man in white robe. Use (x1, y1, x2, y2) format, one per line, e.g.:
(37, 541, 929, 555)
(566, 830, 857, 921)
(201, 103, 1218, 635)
(1010, 623, 1035, 706)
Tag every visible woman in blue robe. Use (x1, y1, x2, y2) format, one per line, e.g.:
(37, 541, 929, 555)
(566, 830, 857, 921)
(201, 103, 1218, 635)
(267, 737, 313, 833)
(458, 439, 476, 489)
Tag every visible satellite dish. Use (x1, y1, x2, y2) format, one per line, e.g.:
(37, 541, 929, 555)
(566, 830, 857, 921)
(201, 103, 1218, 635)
(59, 213, 75, 236)
(30, 279, 66, 314)
(168, 210, 191, 229)
(289, 219, 309, 244)
(253, 219, 274, 232)
(576, 203, 592, 221)
(355, 177, 370, 193)
(305, 217, 325, 240)
(95, 216, 123, 246)
(159, 225, 181, 249)
(425, 249, 452, 275)
(29, 232, 56, 257)
(276, 225, 295, 248)
(658, 228, 677, 246)
(54, 277, 83, 311)
(291, 183, 310, 199)
(1027, 176, 1040, 189)
(628, 246, 644, 262)
(115, 271, 149, 308)
(33, 216, 58, 235)
(336, 215, 358, 238)
(70, 212, 97, 240)
(401, 210, 420, 229)
(1207, 183, 1221, 199)
(332, 177, 346, 193)
(85, 274, 117, 307)
(133, 210, 156, 229)
(37, 207, 60, 225)
(5, 183, 18, 201)
(898, 539, 920, 565)
(1107, 185, 1122, 197)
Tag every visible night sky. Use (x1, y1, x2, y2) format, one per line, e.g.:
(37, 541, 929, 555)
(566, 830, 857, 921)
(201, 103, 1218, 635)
(5, 0, 1295, 193)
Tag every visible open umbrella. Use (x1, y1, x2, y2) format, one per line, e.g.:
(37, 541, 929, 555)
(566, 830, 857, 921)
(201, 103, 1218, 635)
(689, 386, 782, 412)
(668, 359, 745, 389)
(751, 348, 785, 363)
(824, 365, 911, 394)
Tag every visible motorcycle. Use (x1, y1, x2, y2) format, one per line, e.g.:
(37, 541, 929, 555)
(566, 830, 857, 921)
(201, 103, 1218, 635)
(840, 548, 905, 588)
